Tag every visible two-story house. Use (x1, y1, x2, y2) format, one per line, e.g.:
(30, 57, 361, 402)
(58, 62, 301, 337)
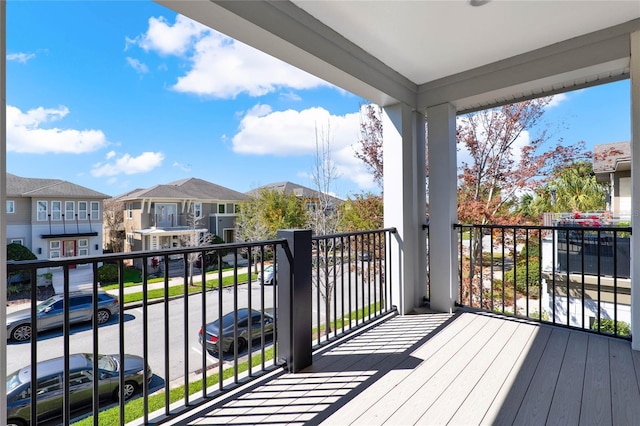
(6, 173, 109, 261)
(248, 181, 343, 212)
(114, 178, 248, 254)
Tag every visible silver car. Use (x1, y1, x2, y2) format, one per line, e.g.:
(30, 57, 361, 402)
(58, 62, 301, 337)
(257, 264, 277, 285)
(6, 291, 119, 342)
(199, 308, 275, 354)
(6, 352, 151, 426)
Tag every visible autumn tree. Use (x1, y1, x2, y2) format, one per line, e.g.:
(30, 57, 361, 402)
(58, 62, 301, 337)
(355, 104, 384, 189)
(102, 198, 125, 252)
(457, 97, 589, 226)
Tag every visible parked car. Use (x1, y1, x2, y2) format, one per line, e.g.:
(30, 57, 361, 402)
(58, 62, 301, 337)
(198, 308, 275, 355)
(6, 291, 119, 342)
(6, 352, 151, 426)
(257, 264, 277, 285)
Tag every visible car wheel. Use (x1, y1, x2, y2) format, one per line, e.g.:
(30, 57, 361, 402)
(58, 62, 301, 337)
(236, 337, 247, 353)
(11, 324, 31, 342)
(96, 309, 111, 324)
(114, 381, 138, 401)
(7, 419, 26, 426)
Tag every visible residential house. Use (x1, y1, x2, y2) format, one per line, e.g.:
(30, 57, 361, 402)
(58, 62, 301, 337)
(248, 181, 343, 213)
(6, 173, 109, 261)
(593, 141, 631, 219)
(114, 178, 248, 254)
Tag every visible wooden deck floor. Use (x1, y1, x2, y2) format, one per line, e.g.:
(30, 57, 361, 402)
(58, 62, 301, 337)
(159, 311, 640, 425)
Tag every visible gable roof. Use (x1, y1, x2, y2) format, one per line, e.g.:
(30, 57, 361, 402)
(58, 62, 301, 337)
(115, 177, 249, 202)
(248, 181, 343, 204)
(6, 173, 110, 199)
(593, 141, 631, 175)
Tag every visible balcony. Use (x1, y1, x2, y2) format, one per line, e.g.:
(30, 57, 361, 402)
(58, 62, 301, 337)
(4, 224, 636, 425)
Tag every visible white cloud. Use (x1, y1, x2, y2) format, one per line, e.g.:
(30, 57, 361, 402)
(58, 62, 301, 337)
(106, 150, 116, 160)
(7, 105, 108, 154)
(547, 93, 569, 108)
(233, 104, 376, 191)
(173, 161, 192, 172)
(7, 52, 35, 63)
(91, 151, 164, 177)
(133, 14, 328, 99)
(126, 57, 149, 74)
(137, 15, 208, 56)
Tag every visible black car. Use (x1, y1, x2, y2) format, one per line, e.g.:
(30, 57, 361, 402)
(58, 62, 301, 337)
(6, 353, 151, 426)
(199, 308, 275, 354)
(6, 291, 119, 342)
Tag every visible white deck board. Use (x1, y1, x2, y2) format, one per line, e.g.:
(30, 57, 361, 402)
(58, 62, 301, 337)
(155, 311, 640, 426)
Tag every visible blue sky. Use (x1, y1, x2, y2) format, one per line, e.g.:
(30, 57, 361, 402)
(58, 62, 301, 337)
(5, 1, 631, 200)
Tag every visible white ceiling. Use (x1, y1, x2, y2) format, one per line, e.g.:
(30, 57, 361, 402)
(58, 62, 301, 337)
(293, 0, 640, 85)
(158, 0, 640, 112)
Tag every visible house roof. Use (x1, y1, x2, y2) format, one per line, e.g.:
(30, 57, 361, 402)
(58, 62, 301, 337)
(115, 177, 249, 202)
(248, 181, 343, 204)
(593, 141, 631, 176)
(6, 173, 110, 199)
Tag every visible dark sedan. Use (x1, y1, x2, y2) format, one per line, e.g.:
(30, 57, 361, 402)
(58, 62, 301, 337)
(6, 291, 119, 342)
(6, 352, 151, 426)
(199, 308, 275, 355)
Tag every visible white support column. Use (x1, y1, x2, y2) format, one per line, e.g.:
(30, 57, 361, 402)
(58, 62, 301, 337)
(630, 31, 640, 350)
(426, 103, 457, 313)
(383, 103, 427, 314)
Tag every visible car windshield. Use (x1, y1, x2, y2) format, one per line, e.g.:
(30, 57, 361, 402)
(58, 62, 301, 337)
(36, 297, 59, 312)
(6, 371, 24, 392)
(85, 354, 118, 372)
(220, 311, 248, 328)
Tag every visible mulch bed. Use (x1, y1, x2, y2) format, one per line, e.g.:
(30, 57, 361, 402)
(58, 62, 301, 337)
(6, 284, 56, 306)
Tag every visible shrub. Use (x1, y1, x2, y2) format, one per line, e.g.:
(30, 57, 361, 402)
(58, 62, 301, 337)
(591, 318, 630, 336)
(502, 259, 541, 297)
(7, 242, 37, 287)
(97, 264, 119, 284)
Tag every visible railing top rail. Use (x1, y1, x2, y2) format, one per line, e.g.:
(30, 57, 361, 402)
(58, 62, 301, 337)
(453, 223, 632, 233)
(6, 238, 288, 271)
(311, 228, 397, 241)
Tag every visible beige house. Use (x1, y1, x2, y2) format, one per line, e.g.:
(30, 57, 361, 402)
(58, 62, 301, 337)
(593, 141, 631, 219)
(114, 178, 248, 253)
(6, 173, 109, 261)
(248, 181, 343, 212)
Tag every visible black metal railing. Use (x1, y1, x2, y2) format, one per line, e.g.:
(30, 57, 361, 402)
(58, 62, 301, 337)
(311, 228, 396, 347)
(424, 223, 430, 302)
(454, 223, 632, 339)
(5, 228, 396, 425)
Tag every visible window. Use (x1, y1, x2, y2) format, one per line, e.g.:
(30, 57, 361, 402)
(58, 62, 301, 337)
(37, 201, 48, 221)
(10, 239, 23, 245)
(78, 201, 88, 220)
(51, 201, 61, 221)
(78, 239, 89, 256)
(65, 201, 74, 220)
(90, 201, 100, 220)
(233, 204, 239, 214)
(37, 375, 62, 395)
(218, 204, 225, 214)
(194, 202, 202, 219)
(6, 200, 14, 214)
(126, 203, 133, 219)
(50, 251, 61, 259)
(68, 371, 92, 387)
(155, 203, 177, 227)
(306, 202, 317, 211)
(50, 241, 61, 250)
(126, 233, 134, 246)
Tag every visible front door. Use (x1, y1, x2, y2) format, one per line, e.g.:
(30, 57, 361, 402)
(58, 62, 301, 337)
(63, 240, 76, 268)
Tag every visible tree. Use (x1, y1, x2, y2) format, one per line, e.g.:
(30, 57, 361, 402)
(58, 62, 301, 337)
(355, 104, 384, 189)
(103, 198, 125, 252)
(340, 193, 384, 232)
(309, 122, 343, 333)
(457, 97, 589, 226)
(520, 161, 606, 215)
(7, 243, 37, 286)
(179, 206, 214, 286)
(236, 188, 307, 272)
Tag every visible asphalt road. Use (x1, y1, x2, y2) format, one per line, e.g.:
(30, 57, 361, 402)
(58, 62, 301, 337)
(7, 268, 381, 382)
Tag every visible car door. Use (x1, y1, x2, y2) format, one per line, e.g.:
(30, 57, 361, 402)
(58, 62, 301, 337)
(37, 299, 64, 331)
(34, 373, 64, 422)
(69, 295, 93, 323)
(68, 369, 94, 411)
